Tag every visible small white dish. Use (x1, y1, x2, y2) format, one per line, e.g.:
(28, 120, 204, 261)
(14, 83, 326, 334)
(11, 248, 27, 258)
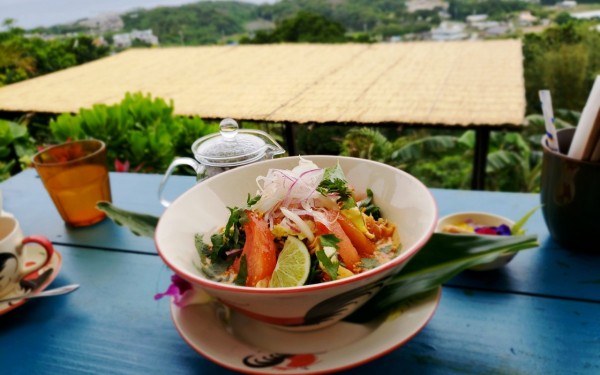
(0, 247, 63, 315)
(170, 287, 441, 374)
(437, 211, 517, 271)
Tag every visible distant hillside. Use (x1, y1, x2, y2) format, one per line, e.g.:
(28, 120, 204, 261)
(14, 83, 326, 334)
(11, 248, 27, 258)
(32, 0, 599, 45)
(114, 0, 445, 44)
(121, 1, 260, 44)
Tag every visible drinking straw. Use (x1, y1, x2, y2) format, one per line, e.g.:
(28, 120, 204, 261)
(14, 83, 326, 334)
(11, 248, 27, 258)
(588, 108, 600, 162)
(538, 90, 559, 152)
(568, 75, 600, 160)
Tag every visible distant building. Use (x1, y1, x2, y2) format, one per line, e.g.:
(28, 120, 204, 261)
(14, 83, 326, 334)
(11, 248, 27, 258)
(518, 11, 538, 26)
(466, 14, 501, 31)
(245, 19, 275, 33)
(557, 1, 577, 8)
(570, 10, 600, 20)
(406, 0, 448, 13)
(113, 29, 159, 48)
(466, 14, 488, 25)
(431, 22, 468, 41)
(78, 13, 124, 33)
(483, 25, 512, 37)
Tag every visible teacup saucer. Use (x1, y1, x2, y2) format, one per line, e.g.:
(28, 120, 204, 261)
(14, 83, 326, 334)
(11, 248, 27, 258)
(170, 287, 441, 374)
(0, 247, 62, 315)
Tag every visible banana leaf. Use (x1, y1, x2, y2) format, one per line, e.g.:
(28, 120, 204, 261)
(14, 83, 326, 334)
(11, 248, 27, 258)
(344, 233, 538, 323)
(97, 202, 539, 324)
(97, 201, 159, 238)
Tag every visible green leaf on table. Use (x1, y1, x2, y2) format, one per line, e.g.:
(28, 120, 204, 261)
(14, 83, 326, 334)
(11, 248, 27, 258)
(511, 205, 541, 235)
(96, 201, 159, 238)
(344, 232, 539, 323)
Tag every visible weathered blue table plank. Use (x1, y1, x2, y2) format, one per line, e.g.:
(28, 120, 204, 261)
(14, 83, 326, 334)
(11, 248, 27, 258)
(0, 169, 192, 253)
(1, 245, 598, 374)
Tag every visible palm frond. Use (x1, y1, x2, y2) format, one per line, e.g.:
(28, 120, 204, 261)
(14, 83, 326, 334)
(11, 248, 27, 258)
(390, 135, 459, 163)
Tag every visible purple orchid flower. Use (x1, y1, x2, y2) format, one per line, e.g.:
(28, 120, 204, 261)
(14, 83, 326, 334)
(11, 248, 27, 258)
(154, 274, 193, 307)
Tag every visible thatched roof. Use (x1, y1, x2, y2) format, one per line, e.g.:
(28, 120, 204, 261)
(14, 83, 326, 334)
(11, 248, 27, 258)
(0, 41, 525, 127)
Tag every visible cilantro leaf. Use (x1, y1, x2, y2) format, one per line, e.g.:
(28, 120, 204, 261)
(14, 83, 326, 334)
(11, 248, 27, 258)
(317, 234, 341, 280)
(195, 234, 231, 281)
(247, 194, 261, 207)
(378, 244, 393, 254)
(317, 162, 355, 207)
(320, 233, 341, 249)
(194, 233, 211, 261)
(359, 257, 380, 270)
(234, 255, 248, 286)
(358, 188, 382, 220)
(316, 250, 339, 281)
(223, 207, 247, 248)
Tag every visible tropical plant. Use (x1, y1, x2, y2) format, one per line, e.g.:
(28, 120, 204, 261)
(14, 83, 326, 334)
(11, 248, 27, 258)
(0, 20, 109, 86)
(338, 119, 573, 192)
(240, 11, 348, 44)
(523, 21, 600, 114)
(390, 131, 473, 189)
(0, 118, 36, 181)
(340, 127, 392, 162)
(48, 92, 219, 173)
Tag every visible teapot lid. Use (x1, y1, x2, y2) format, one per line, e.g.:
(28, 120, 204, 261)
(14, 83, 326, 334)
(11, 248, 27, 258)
(191, 118, 269, 167)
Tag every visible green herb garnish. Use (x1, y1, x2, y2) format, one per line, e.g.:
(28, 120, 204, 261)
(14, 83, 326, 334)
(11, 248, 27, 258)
(317, 163, 355, 208)
(358, 188, 382, 220)
(359, 257, 379, 270)
(233, 255, 248, 286)
(247, 194, 261, 206)
(317, 234, 341, 280)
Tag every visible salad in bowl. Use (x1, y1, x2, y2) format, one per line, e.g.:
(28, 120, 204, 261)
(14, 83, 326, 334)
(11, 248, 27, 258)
(155, 156, 437, 330)
(197, 158, 401, 288)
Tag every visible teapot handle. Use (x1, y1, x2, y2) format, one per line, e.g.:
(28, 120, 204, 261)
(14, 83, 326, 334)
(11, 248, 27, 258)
(158, 157, 205, 207)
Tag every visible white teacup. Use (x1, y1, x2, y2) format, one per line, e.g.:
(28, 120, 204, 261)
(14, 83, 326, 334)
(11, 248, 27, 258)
(0, 216, 55, 298)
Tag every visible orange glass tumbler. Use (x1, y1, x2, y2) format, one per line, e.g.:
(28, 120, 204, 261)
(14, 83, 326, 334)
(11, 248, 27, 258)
(33, 139, 112, 227)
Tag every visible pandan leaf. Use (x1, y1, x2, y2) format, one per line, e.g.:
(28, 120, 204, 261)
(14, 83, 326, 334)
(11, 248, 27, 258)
(345, 232, 538, 323)
(511, 205, 542, 235)
(96, 201, 159, 238)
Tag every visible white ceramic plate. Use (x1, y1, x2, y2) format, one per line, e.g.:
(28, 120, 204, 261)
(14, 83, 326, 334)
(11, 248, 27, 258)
(0, 247, 62, 315)
(170, 287, 441, 374)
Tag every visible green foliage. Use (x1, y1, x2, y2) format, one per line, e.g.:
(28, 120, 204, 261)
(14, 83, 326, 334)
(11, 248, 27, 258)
(0, 23, 109, 86)
(48, 92, 219, 173)
(241, 11, 347, 44)
(295, 124, 350, 155)
(0, 118, 36, 181)
(337, 123, 553, 192)
(447, 0, 534, 21)
(340, 127, 392, 161)
(121, 2, 258, 45)
(523, 21, 600, 114)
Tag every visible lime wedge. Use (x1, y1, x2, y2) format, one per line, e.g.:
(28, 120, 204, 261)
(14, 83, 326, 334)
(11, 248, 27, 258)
(269, 236, 311, 288)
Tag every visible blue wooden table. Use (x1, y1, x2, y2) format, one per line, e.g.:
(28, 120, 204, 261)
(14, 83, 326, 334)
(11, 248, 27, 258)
(1, 169, 599, 374)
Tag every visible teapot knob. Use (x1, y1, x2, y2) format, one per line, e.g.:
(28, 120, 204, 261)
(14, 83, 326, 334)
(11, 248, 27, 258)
(220, 118, 239, 140)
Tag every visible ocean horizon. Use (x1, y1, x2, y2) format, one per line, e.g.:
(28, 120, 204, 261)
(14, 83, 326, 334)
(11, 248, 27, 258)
(0, 0, 278, 30)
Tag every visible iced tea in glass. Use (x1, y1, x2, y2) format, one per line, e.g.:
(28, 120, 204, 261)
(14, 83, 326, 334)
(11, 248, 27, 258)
(33, 140, 112, 227)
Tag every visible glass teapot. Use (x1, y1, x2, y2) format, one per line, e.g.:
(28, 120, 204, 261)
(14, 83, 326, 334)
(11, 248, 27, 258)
(158, 118, 286, 206)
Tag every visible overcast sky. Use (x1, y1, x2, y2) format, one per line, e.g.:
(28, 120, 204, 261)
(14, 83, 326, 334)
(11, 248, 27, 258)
(0, 0, 278, 29)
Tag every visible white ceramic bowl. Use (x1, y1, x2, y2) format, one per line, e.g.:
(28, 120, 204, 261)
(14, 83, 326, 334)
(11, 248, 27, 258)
(155, 156, 438, 330)
(437, 211, 517, 271)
